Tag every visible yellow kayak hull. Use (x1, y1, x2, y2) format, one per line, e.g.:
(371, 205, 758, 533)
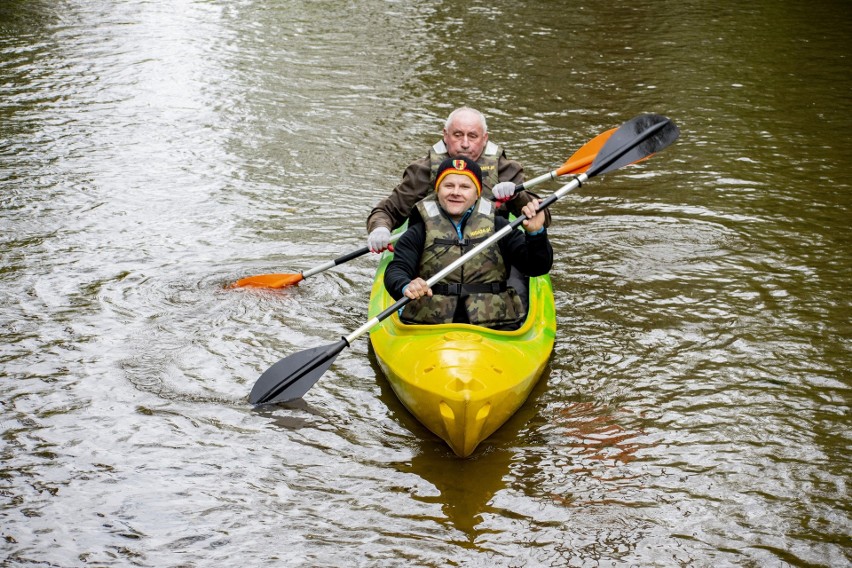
(368, 251, 556, 458)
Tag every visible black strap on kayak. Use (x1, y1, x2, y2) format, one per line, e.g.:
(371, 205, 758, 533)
(432, 282, 507, 296)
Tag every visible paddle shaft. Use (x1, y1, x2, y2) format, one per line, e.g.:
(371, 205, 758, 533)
(508, 152, 595, 195)
(300, 233, 403, 279)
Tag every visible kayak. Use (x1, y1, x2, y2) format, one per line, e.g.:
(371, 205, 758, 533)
(367, 247, 556, 458)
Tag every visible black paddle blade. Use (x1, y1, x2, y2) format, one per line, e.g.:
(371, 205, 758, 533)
(587, 114, 679, 178)
(249, 338, 349, 405)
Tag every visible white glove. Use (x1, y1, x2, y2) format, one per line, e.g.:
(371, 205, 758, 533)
(367, 227, 392, 253)
(492, 181, 517, 201)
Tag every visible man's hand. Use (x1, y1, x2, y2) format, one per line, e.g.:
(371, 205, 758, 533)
(492, 181, 517, 202)
(521, 199, 546, 234)
(367, 227, 392, 253)
(403, 278, 432, 300)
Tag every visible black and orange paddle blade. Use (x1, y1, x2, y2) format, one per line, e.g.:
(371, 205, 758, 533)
(556, 128, 616, 176)
(587, 114, 679, 178)
(230, 243, 380, 290)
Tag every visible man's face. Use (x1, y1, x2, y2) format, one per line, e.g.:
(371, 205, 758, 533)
(436, 173, 479, 221)
(443, 111, 488, 161)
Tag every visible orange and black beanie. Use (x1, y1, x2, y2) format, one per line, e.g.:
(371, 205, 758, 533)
(434, 156, 483, 195)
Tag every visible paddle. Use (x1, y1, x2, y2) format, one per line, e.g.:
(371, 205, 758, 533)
(230, 129, 615, 290)
(230, 235, 402, 289)
(508, 126, 615, 195)
(249, 113, 679, 405)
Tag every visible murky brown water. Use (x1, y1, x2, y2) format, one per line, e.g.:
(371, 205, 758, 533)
(2, 1, 849, 566)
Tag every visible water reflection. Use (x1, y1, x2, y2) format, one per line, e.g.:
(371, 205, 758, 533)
(401, 444, 515, 540)
(376, 348, 553, 539)
(549, 402, 644, 469)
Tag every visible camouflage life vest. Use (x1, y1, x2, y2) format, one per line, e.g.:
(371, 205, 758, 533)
(428, 139, 502, 195)
(400, 196, 523, 328)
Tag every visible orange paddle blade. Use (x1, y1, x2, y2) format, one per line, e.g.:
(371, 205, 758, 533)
(230, 273, 304, 289)
(556, 128, 617, 176)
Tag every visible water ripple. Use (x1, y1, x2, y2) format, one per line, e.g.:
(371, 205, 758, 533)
(1, 0, 849, 566)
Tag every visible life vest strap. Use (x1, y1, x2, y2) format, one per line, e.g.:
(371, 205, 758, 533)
(432, 282, 507, 296)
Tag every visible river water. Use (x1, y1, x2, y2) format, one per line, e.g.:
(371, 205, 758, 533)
(1, 1, 849, 566)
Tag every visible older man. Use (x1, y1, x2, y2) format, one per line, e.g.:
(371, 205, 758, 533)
(366, 107, 549, 252)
